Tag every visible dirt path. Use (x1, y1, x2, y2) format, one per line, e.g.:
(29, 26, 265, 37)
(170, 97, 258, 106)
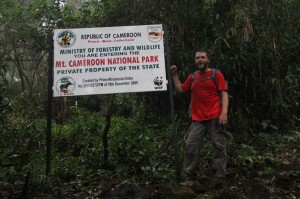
(101, 162, 299, 199)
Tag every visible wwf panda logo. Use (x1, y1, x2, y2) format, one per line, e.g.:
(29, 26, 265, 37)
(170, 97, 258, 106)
(153, 77, 163, 86)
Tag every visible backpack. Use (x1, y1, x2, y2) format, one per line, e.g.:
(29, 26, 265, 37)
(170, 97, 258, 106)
(187, 69, 218, 118)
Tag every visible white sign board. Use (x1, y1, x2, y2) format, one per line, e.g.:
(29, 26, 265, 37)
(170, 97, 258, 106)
(53, 24, 167, 97)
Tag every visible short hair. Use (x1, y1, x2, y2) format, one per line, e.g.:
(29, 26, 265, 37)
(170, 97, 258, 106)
(195, 49, 210, 60)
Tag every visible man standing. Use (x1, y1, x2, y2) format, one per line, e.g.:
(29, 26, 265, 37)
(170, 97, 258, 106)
(170, 49, 229, 182)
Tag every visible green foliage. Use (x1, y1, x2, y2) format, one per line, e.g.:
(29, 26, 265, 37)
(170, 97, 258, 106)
(0, 92, 46, 191)
(0, 0, 300, 197)
(232, 131, 300, 169)
(52, 107, 103, 170)
(0, 67, 10, 124)
(1, 0, 299, 136)
(258, 166, 275, 176)
(108, 117, 174, 181)
(48, 110, 176, 188)
(235, 144, 272, 168)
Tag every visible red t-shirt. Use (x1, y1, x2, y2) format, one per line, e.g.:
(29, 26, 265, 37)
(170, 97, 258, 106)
(181, 69, 227, 121)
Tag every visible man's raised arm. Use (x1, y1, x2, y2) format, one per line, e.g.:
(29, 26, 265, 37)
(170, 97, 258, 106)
(170, 65, 183, 93)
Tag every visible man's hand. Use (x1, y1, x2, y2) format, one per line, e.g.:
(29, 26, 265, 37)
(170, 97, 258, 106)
(219, 91, 229, 125)
(170, 65, 182, 92)
(219, 113, 228, 125)
(170, 65, 178, 76)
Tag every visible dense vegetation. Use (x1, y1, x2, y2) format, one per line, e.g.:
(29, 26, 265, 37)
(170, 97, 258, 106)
(0, 0, 299, 198)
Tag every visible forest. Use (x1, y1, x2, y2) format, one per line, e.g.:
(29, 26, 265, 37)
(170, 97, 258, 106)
(0, 0, 299, 198)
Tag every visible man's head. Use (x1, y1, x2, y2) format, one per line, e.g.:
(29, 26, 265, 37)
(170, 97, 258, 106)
(195, 49, 210, 72)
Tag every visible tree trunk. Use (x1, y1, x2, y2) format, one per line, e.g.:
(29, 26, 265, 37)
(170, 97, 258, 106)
(102, 114, 111, 169)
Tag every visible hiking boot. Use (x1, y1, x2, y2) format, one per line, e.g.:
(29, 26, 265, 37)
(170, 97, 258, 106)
(180, 180, 207, 193)
(180, 180, 196, 187)
(184, 173, 197, 181)
(210, 177, 225, 189)
(204, 167, 217, 178)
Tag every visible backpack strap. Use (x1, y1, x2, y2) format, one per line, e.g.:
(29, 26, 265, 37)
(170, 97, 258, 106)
(211, 69, 219, 92)
(190, 71, 198, 88)
(190, 69, 218, 87)
(211, 69, 217, 85)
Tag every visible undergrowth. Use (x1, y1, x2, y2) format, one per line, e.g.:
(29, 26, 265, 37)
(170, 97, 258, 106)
(0, 105, 299, 197)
